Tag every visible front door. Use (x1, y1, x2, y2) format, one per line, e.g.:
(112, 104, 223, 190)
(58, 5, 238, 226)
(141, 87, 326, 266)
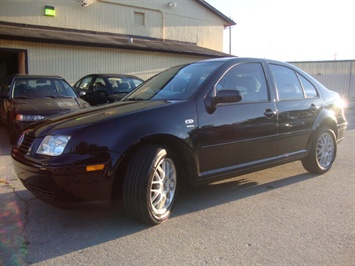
(197, 62, 278, 178)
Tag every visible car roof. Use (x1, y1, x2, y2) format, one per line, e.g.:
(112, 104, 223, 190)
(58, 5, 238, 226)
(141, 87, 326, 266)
(191, 57, 301, 71)
(12, 74, 65, 79)
(85, 74, 143, 80)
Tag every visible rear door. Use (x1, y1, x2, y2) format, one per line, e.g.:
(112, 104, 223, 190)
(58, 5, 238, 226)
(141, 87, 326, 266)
(269, 63, 322, 156)
(197, 61, 278, 178)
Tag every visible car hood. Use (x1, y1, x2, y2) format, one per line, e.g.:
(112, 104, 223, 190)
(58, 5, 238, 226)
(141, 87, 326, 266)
(111, 93, 127, 100)
(13, 97, 88, 115)
(30, 100, 172, 136)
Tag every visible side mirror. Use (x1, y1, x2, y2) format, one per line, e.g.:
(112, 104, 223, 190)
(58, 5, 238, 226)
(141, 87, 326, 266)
(205, 89, 242, 113)
(215, 90, 242, 104)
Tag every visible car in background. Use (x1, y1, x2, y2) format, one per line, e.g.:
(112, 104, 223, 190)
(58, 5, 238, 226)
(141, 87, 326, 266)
(11, 58, 347, 225)
(0, 74, 90, 144)
(73, 74, 143, 105)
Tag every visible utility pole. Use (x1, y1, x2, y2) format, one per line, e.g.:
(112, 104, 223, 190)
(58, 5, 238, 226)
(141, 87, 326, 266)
(229, 26, 232, 55)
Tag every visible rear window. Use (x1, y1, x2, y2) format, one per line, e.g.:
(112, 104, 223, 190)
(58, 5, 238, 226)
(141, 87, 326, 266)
(13, 78, 77, 98)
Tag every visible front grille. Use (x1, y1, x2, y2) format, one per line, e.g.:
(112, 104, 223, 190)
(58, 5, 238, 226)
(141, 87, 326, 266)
(21, 179, 55, 200)
(18, 134, 36, 154)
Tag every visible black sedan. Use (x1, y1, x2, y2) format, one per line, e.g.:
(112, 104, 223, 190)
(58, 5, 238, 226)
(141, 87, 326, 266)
(0, 75, 90, 144)
(73, 74, 143, 105)
(11, 58, 347, 225)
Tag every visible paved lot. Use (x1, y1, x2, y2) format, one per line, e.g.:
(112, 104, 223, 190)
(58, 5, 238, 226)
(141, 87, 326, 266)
(1, 107, 354, 266)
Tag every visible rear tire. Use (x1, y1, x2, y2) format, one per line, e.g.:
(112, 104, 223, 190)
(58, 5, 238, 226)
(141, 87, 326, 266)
(302, 127, 337, 174)
(123, 145, 178, 225)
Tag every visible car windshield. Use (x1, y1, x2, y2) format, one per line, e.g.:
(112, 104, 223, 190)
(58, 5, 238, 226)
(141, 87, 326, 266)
(12, 78, 77, 99)
(123, 61, 223, 101)
(108, 77, 143, 93)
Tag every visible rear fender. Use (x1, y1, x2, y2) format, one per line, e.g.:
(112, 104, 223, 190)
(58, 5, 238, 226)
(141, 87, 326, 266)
(305, 109, 338, 151)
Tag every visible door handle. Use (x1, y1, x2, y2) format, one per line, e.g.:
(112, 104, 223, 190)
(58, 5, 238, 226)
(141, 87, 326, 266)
(264, 109, 277, 119)
(310, 104, 320, 112)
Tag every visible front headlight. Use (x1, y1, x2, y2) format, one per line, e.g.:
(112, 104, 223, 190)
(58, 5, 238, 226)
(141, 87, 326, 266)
(16, 114, 45, 121)
(37, 135, 71, 156)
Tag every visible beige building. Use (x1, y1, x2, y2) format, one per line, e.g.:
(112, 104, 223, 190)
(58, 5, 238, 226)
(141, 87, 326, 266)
(0, 0, 235, 83)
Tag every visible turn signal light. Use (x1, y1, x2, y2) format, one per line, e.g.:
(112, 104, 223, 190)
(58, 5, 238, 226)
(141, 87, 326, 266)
(86, 164, 105, 172)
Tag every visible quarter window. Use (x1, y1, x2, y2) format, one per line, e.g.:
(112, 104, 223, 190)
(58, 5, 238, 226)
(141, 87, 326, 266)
(298, 74, 318, 98)
(216, 63, 269, 103)
(270, 64, 304, 100)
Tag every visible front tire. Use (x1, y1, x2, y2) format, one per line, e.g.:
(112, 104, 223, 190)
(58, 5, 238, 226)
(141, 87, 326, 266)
(123, 145, 178, 225)
(302, 127, 337, 174)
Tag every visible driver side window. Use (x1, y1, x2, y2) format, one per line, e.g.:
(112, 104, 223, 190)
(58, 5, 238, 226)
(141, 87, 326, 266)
(217, 63, 269, 103)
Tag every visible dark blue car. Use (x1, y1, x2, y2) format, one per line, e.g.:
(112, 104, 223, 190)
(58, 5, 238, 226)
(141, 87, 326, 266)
(11, 58, 347, 225)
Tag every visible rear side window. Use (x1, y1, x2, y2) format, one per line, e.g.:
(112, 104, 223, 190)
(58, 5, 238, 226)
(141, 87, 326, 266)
(270, 64, 304, 100)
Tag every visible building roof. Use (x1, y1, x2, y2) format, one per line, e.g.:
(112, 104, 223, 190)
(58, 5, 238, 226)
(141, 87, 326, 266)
(195, 0, 236, 27)
(0, 21, 230, 58)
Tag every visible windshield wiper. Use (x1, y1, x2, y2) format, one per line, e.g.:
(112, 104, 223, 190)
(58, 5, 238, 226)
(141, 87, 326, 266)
(42, 95, 74, 99)
(124, 98, 147, 101)
(14, 96, 35, 99)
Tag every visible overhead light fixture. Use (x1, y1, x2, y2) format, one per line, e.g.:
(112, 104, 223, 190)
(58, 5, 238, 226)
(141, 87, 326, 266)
(44, 6, 56, 16)
(168, 2, 177, 7)
(75, 0, 97, 7)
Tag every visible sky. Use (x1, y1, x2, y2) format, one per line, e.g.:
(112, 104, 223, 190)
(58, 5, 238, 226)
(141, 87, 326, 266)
(205, 0, 355, 61)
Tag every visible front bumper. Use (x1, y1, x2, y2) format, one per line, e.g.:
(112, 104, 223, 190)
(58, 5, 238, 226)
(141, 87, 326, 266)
(12, 153, 113, 209)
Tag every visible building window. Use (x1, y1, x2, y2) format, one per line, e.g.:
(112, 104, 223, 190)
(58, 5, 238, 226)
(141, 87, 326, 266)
(134, 12, 145, 26)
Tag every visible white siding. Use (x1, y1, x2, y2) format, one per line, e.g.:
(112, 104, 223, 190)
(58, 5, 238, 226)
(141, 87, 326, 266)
(0, 0, 226, 51)
(292, 61, 355, 98)
(0, 39, 208, 83)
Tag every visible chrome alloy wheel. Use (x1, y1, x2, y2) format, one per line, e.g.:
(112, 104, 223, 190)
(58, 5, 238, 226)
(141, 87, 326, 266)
(150, 157, 176, 216)
(316, 132, 335, 169)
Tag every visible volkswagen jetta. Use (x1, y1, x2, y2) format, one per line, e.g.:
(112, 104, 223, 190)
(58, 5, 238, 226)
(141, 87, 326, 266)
(11, 58, 347, 225)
